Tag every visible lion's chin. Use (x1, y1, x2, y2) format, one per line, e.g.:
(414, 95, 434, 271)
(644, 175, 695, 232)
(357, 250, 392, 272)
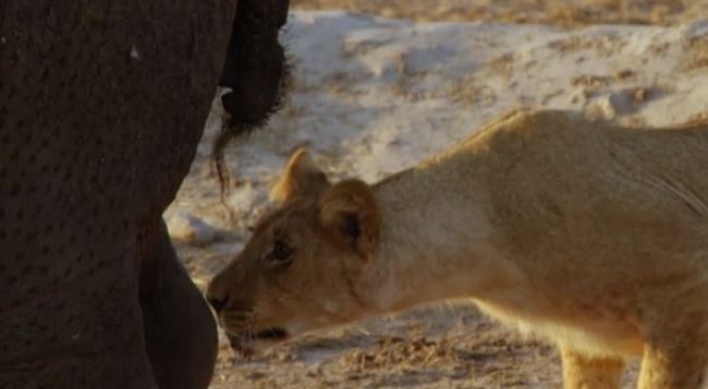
(226, 327, 289, 357)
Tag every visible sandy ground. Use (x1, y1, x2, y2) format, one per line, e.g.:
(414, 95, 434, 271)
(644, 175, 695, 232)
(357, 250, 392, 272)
(293, 0, 708, 26)
(167, 2, 708, 388)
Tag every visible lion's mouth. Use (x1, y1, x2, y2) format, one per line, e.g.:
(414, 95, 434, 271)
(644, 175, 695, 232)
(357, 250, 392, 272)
(254, 328, 288, 341)
(227, 327, 289, 356)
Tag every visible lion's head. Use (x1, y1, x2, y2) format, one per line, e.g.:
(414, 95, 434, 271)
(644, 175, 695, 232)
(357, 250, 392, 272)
(207, 150, 381, 355)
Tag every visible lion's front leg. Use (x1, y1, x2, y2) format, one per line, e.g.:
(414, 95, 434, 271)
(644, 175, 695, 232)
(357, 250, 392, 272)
(635, 304, 708, 389)
(561, 347, 624, 389)
(637, 340, 708, 389)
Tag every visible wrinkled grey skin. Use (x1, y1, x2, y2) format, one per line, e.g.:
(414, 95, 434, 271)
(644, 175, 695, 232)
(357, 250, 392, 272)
(0, 0, 289, 388)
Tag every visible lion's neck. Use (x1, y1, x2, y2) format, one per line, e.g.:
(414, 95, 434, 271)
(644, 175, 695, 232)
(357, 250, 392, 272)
(366, 153, 532, 315)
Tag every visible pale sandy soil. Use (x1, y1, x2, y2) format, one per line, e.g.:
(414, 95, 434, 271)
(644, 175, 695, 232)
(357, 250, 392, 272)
(293, 0, 708, 26)
(167, 2, 708, 388)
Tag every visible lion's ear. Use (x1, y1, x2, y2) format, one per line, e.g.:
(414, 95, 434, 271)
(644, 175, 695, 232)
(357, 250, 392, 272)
(320, 179, 381, 259)
(270, 149, 330, 204)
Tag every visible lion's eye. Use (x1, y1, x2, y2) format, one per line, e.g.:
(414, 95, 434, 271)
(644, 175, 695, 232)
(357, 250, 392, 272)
(266, 240, 293, 266)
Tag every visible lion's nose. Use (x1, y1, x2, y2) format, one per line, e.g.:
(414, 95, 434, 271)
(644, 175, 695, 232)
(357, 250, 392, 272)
(207, 274, 230, 313)
(207, 296, 228, 313)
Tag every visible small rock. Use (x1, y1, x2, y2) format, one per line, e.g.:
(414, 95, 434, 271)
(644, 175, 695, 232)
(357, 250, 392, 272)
(585, 96, 616, 121)
(166, 212, 217, 246)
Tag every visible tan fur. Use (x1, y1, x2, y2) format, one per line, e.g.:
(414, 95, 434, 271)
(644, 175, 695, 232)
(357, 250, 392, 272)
(269, 148, 329, 204)
(320, 179, 381, 259)
(208, 109, 708, 389)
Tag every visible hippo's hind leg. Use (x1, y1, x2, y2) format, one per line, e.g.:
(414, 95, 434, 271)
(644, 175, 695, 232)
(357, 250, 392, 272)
(138, 219, 218, 389)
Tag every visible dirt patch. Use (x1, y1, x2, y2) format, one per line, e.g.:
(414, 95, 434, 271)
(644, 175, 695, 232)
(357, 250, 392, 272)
(208, 305, 568, 388)
(684, 35, 708, 71)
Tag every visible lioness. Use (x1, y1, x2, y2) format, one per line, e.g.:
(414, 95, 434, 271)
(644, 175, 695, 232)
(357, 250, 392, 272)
(208, 109, 708, 389)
